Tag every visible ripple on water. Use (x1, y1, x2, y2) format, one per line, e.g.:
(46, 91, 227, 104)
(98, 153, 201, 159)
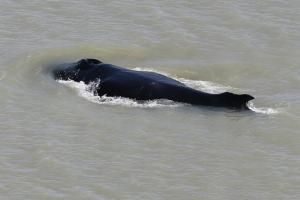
(0, 71, 6, 81)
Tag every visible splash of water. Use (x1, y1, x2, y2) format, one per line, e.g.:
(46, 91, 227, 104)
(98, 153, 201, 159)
(247, 102, 280, 115)
(58, 80, 182, 108)
(133, 67, 232, 93)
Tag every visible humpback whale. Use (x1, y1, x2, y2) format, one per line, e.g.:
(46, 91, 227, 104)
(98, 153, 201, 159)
(52, 58, 254, 110)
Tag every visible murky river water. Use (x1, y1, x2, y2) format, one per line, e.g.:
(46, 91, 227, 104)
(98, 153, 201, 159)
(0, 1, 300, 199)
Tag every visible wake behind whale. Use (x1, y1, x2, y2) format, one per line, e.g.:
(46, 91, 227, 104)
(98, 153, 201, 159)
(52, 58, 255, 110)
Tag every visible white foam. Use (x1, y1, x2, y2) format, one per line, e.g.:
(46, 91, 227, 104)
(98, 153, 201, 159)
(133, 67, 232, 93)
(58, 80, 101, 103)
(178, 79, 231, 93)
(247, 102, 280, 115)
(58, 80, 182, 108)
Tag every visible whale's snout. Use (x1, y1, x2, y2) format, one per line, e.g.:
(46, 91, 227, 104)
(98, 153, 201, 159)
(51, 59, 102, 81)
(52, 62, 77, 81)
(52, 67, 66, 80)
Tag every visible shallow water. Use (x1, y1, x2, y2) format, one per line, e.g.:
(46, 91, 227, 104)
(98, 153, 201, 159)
(0, 1, 300, 199)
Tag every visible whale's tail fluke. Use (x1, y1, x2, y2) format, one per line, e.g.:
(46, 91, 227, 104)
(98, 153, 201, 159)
(218, 92, 255, 110)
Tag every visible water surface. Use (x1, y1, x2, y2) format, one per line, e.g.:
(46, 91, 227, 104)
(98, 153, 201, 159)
(0, 1, 299, 199)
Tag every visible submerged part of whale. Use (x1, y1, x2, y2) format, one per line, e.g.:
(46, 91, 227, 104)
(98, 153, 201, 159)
(52, 58, 254, 110)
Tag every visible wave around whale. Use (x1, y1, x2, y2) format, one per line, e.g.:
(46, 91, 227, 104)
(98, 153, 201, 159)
(56, 68, 279, 114)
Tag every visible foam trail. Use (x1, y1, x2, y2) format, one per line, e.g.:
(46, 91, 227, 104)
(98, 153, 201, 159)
(133, 67, 232, 93)
(58, 80, 182, 108)
(178, 79, 231, 93)
(247, 102, 280, 115)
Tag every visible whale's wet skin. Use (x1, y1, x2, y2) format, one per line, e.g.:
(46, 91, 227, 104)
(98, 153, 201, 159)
(52, 58, 254, 110)
(1, 1, 300, 200)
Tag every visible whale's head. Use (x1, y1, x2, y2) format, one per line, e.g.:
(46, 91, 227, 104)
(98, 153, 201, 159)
(218, 92, 255, 110)
(52, 58, 102, 82)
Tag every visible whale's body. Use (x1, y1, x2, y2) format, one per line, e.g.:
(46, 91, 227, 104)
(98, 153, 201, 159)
(52, 58, 254, 110)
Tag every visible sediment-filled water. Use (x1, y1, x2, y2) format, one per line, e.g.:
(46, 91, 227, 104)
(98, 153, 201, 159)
(0, 1, 299, 199)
